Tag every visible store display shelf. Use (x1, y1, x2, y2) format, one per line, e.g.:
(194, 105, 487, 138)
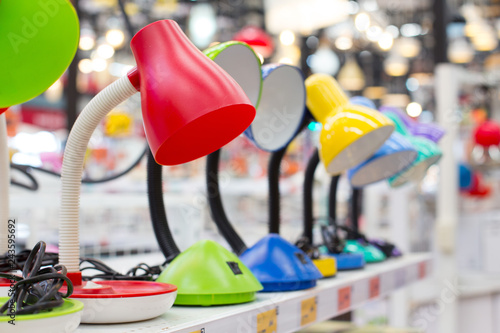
(78, 253, 431, 333)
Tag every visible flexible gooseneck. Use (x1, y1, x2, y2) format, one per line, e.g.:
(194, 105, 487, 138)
(328, 175, 340, 224)
(207, 117, 310, 254)
(147, 151, 181, 262)
(350, 188, 362, 234)
(59, 75, 137, 280)
(206, 149, 247, 255)
(303, 149, 320, 243)
(268, 147, 287, 235)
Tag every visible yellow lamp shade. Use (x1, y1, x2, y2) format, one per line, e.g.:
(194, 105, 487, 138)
(305, 74, 394, 175)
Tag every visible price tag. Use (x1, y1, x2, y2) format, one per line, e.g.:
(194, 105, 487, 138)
(338, 286, 351, 312)
(300, 297, 317, 326)
(256, 308, 277, 333)
(369, 276, 380, 299)
(419, 262, 427, 279)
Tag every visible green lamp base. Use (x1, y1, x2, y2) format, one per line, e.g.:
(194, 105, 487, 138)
(157, 240, 263, 306)
(0, 297, 83, 333)
(174, 291, 257, 306)
(344, 240, 386, 263)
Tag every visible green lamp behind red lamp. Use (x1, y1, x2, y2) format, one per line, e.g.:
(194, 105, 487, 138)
(150, 41, 264, 306)
(58, 20, 256, 323)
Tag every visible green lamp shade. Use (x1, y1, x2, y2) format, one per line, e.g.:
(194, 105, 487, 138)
(383, 111, 442, 187)
(0, 0, 79, 107)
(203, 41, 263, 108)
(344, 240, 386, 263)
(157, 240, 263, 306)
(388, 136, 442, 187)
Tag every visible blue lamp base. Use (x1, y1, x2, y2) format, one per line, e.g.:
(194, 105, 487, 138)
(329, 252, 365, 270)
(240, 234, 323, 292)
(261, 280, 317, 292)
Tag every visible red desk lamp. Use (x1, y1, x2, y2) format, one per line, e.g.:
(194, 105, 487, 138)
(59, 20, 256, 323)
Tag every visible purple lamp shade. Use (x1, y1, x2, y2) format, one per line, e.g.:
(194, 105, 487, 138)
(379, 106, 445, 143)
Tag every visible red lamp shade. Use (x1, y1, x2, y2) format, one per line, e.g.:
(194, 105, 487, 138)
(466, 172, 491, 198)
(233, 26, 274, 58)
(130, 20, 256, 165)
(0, 108, 7, 115)
(473, 120, 500, 147)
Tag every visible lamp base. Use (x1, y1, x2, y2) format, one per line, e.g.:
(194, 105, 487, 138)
(62, 280, 177, 324)
(313, 256, 337, 278)
(0, 283, 10, 297)
(344, 240, 386, 263)
(174, 291, 257, 306)
(157, 240, 263, 306)
(261, 280, 317, 292)
(240, 234, 323, 292)
(0, 297, 83, 333)
(369, 239, 403, 258)
(328, 252, 365, 270)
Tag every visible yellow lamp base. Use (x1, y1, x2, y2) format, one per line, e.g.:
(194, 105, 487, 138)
(313, 256, 337, 278)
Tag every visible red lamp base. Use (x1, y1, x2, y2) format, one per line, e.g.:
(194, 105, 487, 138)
(0, 281, 10, 297)
(61, 280, 177, 324)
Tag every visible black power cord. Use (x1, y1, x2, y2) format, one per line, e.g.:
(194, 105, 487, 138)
(9, 163, 39, 191)
(10, 144, 148, 190)
(0, 241, 73, 315)
(0, 250, 59, 272)
(80, 257, 163, 281)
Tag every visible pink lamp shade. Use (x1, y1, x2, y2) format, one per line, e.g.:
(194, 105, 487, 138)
(130, 20, 255, 166)
(233, 25, 274, 58)
(473, 120, 500, 147)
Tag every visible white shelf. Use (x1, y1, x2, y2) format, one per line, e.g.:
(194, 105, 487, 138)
(77, 253, 431, 333)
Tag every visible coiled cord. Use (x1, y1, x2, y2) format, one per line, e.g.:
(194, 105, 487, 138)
(0, 241, 73, 315)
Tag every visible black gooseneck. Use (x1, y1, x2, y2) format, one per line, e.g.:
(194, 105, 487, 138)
(147, 150, 181, 262)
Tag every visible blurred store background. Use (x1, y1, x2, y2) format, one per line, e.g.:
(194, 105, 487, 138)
(7, 0, 500, 331)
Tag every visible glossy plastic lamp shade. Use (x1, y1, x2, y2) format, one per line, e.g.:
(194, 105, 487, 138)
(157, 241, 263, 305)
(380, 106, 445, 143)
(240, 234, 323, 291)
(204, 41, 262, 108)
(470, 121, 500, 168)
(473, 120, 500, 147)
(305, 74, 394, 175)
(58, 20, 256, 322)
(244, 64, 306, 151)
(130, 21, 256, 165)
(347, 132, 418, 187)
(347, 98, 417, 187)
(0, 0, 79, 108)
(149, 41, 264, 306)
(381, 111, 442, 187)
